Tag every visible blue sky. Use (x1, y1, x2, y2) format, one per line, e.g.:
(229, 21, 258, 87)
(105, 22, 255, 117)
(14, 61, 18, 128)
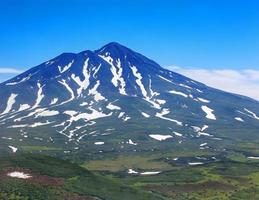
(0, 0, 259, 99)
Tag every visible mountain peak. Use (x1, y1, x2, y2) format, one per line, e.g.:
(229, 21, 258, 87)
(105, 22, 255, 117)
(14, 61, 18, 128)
(101, 41, 129, 50)
(94, 42, 162, 70)
(95, 42, 133, 57)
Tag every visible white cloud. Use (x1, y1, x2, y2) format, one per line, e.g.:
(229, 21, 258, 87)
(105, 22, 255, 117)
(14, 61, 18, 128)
(167, 66, 259, 101)
(0, 68, 24, 74)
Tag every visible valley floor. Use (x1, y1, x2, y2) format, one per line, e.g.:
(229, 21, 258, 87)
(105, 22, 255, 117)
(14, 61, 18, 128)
(0, 152, 259, 200)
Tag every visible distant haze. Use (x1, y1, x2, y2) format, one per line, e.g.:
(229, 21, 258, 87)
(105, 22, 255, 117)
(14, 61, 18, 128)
(168, 66, 259, 101)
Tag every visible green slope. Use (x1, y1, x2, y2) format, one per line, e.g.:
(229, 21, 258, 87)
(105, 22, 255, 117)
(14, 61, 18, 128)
(0, 154, 163, 200)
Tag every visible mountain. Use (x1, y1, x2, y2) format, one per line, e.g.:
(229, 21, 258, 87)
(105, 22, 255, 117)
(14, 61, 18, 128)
(0, 42, 259, 158)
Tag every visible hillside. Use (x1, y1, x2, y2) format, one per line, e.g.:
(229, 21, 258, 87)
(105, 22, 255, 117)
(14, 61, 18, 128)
(1, 153, 259, 200)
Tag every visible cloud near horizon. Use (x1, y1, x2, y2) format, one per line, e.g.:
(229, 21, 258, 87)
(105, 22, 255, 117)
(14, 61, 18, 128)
(167, 66, 259, 101)
(0, 68, 25, 83)
(0, 67, 24, 74)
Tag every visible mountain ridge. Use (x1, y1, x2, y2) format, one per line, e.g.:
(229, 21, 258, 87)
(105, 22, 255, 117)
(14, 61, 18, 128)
(5, 41, 256, 103)
(0, 42, 259, 159)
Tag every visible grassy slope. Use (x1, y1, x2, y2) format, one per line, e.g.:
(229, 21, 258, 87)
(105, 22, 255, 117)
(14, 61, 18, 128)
(1, 152, 259, 200)
(113, 161, 259, 200)
(0, 154, 163, 200)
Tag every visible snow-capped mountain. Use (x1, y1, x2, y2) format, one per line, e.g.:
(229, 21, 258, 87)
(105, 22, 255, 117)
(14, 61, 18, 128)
(1, 42, 259, 154)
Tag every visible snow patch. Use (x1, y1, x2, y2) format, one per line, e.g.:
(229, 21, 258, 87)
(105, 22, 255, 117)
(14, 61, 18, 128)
(1, 93, 18, 115)
(36, 110, 59, 117)
(140, 171, 161, 175)
(141, 112, 150, 118)
(188, 162, 203, 166)
(7, 171, 31, 179)
(50, 98, 58, 105)
(58, 79, 75, 104)
(107, 102, 121, 110)
(9, 121, 54, 128)
(191, 126, 201, 132)
(2, 137, 12, 140)
(156, 99, 166, 104)
(88, 80, 106, 102)
(235, 117, 244, 122)
(18, 104, 30, 111)
(8, 145, 17, 153)
(201, 125, 209, 132)
(158, 75, 174, 84)
(118, 112, 125, 118)
(31, 83, 44, 109)
(156, 108, 183, 126)
(94, 141, 104, 145)
(71, 58, 90, 97)
(62, 108, 112, 138)
(123, 116, 131, 121)
(200, 143, 207, 147)
(247, 156, 259, 160)
(173, 131, 183, 137)
(168, 90, 188, 98)
(80, 102, 88, 106)
(58, 60, 74, 73)
(128, 169, 138, 174)
(149, 134, 173, 141)
(197, 97, 210, 103)
(149, 78, 160, 97)
(179, 83, 192, 89)
(128, 139, 137, 145)
(98, 55, 127, 95)
(131, 65, 148, 97)
(198, 132, 213, 137)
(201, 106, 216, 120)
(244, 108, 259, 120)
(131, 65, 161, 109)
(93, 64, 101, 78)
(6, 75, 31, 86)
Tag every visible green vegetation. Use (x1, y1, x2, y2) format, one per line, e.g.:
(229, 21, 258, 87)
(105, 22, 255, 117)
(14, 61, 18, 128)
(20, 146, 61, 151)
(0, 154, 163, 200)
(1, 152, 259, 199)
(0, 180, 51, 200)
(119, 161, 259, 200)
(82, 154, 173, 172)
